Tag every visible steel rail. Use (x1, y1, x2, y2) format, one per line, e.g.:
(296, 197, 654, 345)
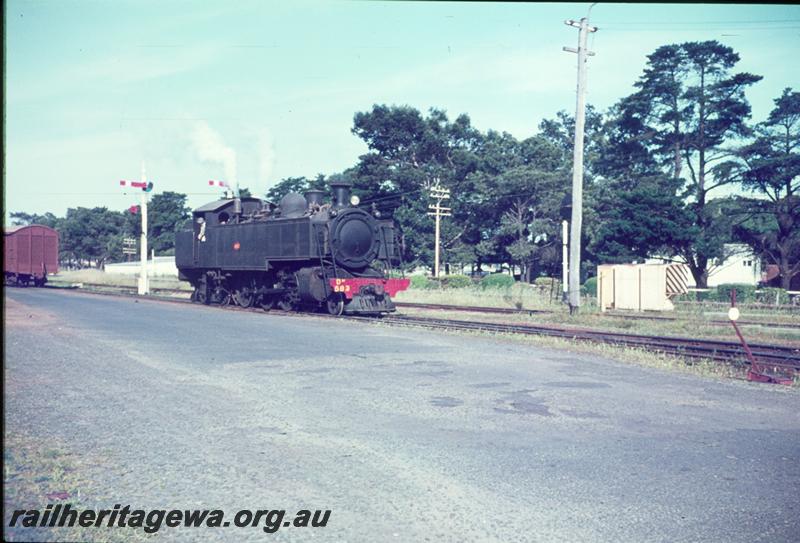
(395, 302, 800, 330)
(63, 286, 800, 329)
(353, 315, 800, 370)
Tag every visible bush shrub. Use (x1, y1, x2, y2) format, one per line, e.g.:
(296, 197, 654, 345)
(714, 283, 757, 304)
(441, 274, 473, 289)
(534, 276, 557, 287)
(581, 276, 597, 297)
(755, 287, 789, 306)
(694, 289, 714, 302)
(409, 275, 432, 290)
(480, 273, 515, 289)
(673, 289, 714, 302)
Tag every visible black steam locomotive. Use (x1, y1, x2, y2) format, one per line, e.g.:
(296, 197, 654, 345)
(175, 181, 409, 315)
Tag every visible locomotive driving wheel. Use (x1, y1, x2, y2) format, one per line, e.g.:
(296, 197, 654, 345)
(192, 287, 207, 304)
(233, 278, 257, 308)
(192, 275, 210, 304)
(277, 295, 296, 312)
(326, 293, 345, 316)
(275, 272, 299, 311)
(216, 288, 232, 307)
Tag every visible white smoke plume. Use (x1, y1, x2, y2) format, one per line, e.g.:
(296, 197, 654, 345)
(191, 121, 236, 188)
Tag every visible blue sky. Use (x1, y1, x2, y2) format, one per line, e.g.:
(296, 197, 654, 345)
(5, 1, 800, 220)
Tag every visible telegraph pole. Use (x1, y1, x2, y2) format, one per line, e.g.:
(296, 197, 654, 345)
(563, 7, 597, 314)
(427, 182, 451, 278)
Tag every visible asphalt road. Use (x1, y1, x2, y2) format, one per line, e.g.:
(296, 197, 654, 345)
(4, 288, 800, 542)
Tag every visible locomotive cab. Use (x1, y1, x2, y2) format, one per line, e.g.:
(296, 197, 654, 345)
(192, 197, 264, 227)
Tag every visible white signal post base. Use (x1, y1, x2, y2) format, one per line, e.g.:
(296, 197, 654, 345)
(137, 168, 150, 296)
(562, 220, 569, 303)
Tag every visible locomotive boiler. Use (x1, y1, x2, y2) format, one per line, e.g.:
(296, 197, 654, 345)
(175, 181, 409, 315)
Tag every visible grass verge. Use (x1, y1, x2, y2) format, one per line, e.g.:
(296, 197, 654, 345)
(4, 430, 153, 542)
(49, 270, 192, 291)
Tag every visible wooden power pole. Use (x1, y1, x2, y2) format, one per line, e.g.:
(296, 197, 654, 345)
(563, 9, 597, 314)
(427, 183, 451, 278)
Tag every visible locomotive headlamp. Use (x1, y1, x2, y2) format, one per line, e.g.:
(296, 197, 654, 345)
(728, 307, 740, 321)
(350, 195, 360, 206)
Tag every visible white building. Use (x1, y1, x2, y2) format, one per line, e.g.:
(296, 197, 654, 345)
(105, 256, 179, 277)
(647, 244, 761, 287)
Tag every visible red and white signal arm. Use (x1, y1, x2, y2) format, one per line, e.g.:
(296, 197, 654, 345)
(120, 180, 154, 192)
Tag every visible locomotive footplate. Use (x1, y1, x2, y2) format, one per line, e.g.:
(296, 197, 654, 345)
(329, 277, 410, 298)
(329, 277, 410, 314)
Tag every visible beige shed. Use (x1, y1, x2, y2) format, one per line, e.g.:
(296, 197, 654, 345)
(597, 263, 688, 312)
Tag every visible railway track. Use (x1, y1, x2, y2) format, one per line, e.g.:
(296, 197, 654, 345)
(43, 283, 800, 373)
(351, 314, 800, 370)
(395, 302, 800, 329)
(62, 286, 799, 329)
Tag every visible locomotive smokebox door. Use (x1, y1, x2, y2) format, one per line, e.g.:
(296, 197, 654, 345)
(330, 209, 380, 269)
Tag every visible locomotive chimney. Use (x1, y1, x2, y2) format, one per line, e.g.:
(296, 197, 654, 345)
(232, 181, 242, 221)
(330, 180, 352, 209)
(304, 190, 325, 207)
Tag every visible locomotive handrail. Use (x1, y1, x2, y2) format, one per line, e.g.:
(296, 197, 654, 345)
(378, 224, 397, 278)
(392, 228, 406, 277)
(314, 223, 336, 299)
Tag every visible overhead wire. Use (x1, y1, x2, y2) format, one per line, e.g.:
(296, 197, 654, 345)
(594, 19, 800, 25)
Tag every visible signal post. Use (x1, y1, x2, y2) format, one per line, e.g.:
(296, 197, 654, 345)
(119, 164, 154, 295)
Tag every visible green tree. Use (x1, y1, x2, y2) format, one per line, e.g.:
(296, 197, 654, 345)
(538, 105, 606, 178)
(349, 105, 483, 271)
(537, 110, 608, 276)
(735, 88, 800, 289)
(60, 207, 125, 268)
(9, 211, 60, 228)
(148, 191, 191, 255)
(591, 177, 696, 263)
(617, 40, 762, 286)
(479, 161, 565, 281)
(587, 99, 696, 264)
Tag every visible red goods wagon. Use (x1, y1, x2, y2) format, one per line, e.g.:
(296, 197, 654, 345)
(4, 225, 59, 286)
